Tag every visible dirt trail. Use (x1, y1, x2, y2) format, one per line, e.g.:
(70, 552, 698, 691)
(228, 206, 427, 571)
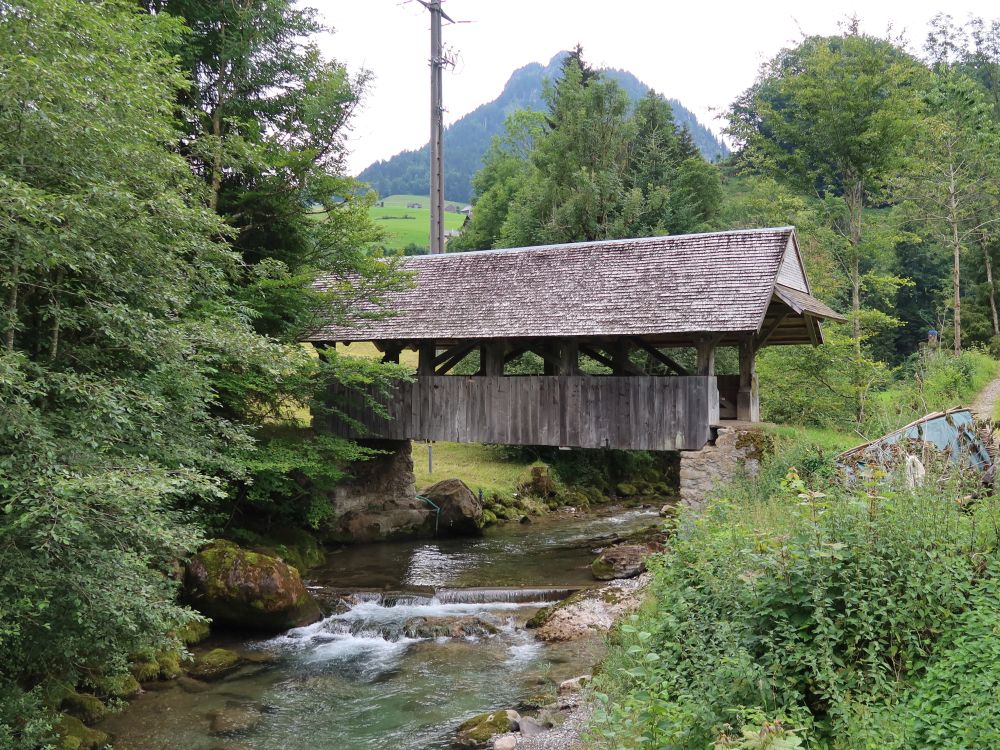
(971, 378, 1000, 421)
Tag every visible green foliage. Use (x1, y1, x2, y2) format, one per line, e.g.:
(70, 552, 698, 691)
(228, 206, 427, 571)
(589, 435, 1000, 749)
(357, 51, 727, 204)
(865, 348, 998, 435)
(872, 578, 1000, 749)
(0, 0, 237, 741)
(453, 49, 721, 250)
(0, 0, 404, 743)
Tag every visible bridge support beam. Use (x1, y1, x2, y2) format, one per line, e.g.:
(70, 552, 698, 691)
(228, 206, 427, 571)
(737, 337, 759, 422)
(481, 341, 507, 376)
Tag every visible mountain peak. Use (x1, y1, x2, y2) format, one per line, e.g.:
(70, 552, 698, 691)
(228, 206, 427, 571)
(358, 54, 728, 203)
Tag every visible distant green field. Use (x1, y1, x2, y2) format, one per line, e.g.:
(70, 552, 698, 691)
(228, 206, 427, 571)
(370, 194, 467, 250)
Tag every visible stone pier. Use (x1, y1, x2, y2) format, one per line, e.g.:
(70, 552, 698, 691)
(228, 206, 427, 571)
(322, 439, 434, 543)
(679, 426, 772, 508)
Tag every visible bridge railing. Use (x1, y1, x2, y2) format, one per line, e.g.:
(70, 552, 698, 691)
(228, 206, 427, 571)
(323, 375, 720, 451)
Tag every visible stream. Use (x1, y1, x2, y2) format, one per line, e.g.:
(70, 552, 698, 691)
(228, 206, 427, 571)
(100, 507, 660, 750)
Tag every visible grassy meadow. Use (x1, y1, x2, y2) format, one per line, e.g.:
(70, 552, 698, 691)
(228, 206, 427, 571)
(369, 194, 467, 250)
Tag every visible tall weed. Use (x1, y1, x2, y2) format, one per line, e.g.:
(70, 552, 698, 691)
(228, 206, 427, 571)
(589, 437, 1000, 749)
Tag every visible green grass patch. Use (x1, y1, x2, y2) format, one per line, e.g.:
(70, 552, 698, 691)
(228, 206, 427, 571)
(368, 195, 466, 250)
(412, 441, 544, 498)
(867, 349, 998, 432)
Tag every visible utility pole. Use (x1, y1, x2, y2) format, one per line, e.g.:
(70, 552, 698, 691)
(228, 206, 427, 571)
(417, 0, 452, 254)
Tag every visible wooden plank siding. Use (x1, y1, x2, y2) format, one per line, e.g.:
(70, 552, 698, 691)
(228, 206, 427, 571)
(323, 375, 720, 451)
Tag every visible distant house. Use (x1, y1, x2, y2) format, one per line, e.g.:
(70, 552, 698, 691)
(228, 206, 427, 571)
(406, 202, 422, 209)
(460, 205, 472, 216)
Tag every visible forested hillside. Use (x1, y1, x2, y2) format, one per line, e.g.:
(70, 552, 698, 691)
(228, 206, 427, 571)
(357, 51, 728, 203)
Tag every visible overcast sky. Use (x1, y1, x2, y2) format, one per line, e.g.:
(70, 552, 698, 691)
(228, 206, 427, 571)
(311, 0, 998, 176)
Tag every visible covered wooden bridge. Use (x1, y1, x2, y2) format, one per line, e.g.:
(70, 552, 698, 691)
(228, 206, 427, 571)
(308, 227, 844, 451)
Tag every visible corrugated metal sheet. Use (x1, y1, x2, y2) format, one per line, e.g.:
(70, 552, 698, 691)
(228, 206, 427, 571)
(308, 227, 841, 342)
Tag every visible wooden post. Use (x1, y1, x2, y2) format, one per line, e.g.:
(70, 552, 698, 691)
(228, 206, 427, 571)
(737, 337, 759, 422)
(418, 341, 436, 375)
(611, 341, 631, 375)
(558, 341, 579, 375)
(481, 341, 506, 376)
(696, 336, 716, 376)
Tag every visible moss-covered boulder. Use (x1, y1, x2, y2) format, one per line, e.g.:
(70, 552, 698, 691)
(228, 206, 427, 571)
(57, 689, 107, 725)
(187, 648, 242, 681)
(454, 710, 519, 747)
(55, 714, 109, 750)
(184, 539, 323, 632)
(615, 482, 637, 497)
(92, 672, 140, 699)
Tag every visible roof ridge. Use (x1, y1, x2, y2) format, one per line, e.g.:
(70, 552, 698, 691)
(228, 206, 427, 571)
(406, 226, 796, 260)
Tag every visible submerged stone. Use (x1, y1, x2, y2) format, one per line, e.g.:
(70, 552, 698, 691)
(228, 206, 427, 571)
(184, 539, 323, 633)
(208, 704, 262, 735)
(188, 648, 242, 680)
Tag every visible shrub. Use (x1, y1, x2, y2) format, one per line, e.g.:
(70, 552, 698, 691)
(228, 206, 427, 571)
(589, 437, 1000, 749)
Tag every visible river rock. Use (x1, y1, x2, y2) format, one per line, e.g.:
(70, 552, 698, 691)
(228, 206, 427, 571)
(517, 716, 549, 737)
(326, 506, 435, 543)
(590, 544, 648, 580)
(184, 540, 323, 633)
(558, 675, 591, 694)
(188, 648, 243, 680)
(530, 576, 649, 641)
(209, 704, 262, 735)
(58, 688, 107, 725)
(494, 737, 518, 750)
(421, 478, 483, 536)
(178, 675, 212, 693)
(455, 710, 520, 747)
(404, 615, 499, 639)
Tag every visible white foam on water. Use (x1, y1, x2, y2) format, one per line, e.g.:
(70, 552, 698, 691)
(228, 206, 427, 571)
(338, 598, 544, 624)
(506, 640, 543, 666)
(305, 632, 420, 665)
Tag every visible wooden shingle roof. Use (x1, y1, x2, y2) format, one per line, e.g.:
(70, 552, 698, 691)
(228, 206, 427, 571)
(308, 227, 844, 344)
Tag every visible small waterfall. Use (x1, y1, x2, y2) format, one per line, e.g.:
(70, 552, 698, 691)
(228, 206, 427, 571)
(435, 587, 578, 604)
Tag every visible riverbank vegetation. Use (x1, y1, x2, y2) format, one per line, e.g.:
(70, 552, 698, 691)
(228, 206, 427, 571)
(590, 428, 1000, 749)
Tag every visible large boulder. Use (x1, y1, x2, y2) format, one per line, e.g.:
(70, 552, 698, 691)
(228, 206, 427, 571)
(184, 540, 322, 633)
(527, 576, 649, 642)
(421, 478, 483, 536)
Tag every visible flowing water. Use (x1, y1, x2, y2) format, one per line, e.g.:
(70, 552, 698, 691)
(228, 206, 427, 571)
(100, 507, 659, 750)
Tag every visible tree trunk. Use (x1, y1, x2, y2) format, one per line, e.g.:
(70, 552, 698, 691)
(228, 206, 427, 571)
(49, 269, 64, 360)
(846, 179, 864, 348)
(983, 244, 999, 337)
(4, 261, 17, 352)
(209, 106, 223, 211)
(208, 15, 227, 212)
(949, 166, 961, 354)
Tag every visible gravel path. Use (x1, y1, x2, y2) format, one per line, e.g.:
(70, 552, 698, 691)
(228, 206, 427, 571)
(492, 699, 591, 750)
(971, 377, 1000, 420)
